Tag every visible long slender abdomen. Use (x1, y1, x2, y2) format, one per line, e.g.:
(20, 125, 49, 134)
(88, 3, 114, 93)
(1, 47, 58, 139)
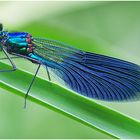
(28, 53, 60, 69)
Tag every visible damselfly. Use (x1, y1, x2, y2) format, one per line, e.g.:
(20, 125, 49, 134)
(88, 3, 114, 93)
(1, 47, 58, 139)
(0, 24, 140, 108)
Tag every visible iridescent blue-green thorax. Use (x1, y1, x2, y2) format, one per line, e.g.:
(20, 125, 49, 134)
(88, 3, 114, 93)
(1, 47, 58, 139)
(3, 32, 33, 55)
(0, 23, 33, 56)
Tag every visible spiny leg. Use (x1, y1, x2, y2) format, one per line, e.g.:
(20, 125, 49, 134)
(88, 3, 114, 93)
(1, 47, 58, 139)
(24, 64, 41, 109)
(0, 48, 17, 72)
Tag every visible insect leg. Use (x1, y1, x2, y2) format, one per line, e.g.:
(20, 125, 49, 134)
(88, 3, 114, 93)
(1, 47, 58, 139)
(2, 52, 49, 108)
(0, 48, 16, 72)
(24, 64, 41, 109)
(46, 66, 51, 81)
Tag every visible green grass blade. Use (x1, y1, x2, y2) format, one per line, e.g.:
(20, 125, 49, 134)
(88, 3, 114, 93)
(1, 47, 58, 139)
(1, 62, 140, 139)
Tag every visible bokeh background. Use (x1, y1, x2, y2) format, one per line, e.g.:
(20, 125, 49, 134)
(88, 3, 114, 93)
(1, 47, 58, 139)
(0, 1, 140, 138)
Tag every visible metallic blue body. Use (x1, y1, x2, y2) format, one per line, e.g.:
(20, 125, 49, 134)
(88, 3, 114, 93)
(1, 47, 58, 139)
(1, 32, 31, 55)
(6, 32, 28, 46)
(1, 32, 59, 69)
(1, 28, 140, 102)
(8, 32, 28, 38)
(28, 53, 59, 69)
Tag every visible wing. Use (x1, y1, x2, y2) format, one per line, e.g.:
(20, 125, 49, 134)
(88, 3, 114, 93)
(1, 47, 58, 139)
(32, 37, 140, 101)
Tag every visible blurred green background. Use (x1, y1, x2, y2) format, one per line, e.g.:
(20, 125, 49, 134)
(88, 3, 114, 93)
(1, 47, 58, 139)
(0, 1, 140, 138)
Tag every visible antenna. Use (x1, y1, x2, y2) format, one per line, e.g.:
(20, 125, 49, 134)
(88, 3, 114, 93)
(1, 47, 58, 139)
(0, 23, 3, 31)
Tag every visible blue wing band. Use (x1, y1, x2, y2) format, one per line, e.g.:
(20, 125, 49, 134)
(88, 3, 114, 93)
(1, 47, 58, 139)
(54, 52, 140, 101)
(32, 38, 140, 101)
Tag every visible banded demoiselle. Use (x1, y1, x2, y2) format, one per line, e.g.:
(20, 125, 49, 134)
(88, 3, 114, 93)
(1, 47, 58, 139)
(0, 24, 140, 108)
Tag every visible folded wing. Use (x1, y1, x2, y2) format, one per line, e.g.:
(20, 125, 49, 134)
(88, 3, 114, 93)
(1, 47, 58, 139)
(32, 37, 140, 101)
